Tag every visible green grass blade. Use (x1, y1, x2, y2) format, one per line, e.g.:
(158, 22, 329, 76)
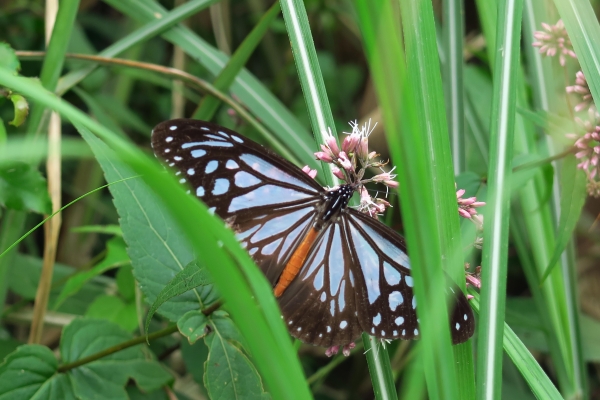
(279, 0, 338, 186)
(192, 2, 280, 120)
(0, 67, 312, 400)
(540, 156, 586, 282)
(362, 336, 397, 400)
(476, 1, 523, 399)
(399, 0, 475, 397)
(442, 0, 466, 174)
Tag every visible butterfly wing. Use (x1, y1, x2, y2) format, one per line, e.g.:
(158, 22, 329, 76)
(277, 220, 363, 347)
(151, 119, 324, 284)
(345, 209, 475, 344)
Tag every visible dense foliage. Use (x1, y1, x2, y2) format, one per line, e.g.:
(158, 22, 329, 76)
(1, 0, 599, 399)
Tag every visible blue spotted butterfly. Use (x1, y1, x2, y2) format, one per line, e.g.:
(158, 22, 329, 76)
(151, 119, 474, 347)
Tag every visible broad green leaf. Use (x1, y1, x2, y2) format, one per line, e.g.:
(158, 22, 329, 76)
(540, 156, 587, 282)
(204, 312, 269, 400)
(0, 43, 20, 73)
(178, 310, 209, 344)
(85, 295, 138, 332)
(8, 255, 105, 315)
(455, 171, 484, 197)
(0, 162, 51, 214)
(0, 345, 76, 400)
(145, 260, 214, 335)
(78, 129, 219, 322)
(60, 318, 172, 399)
(53, 236, 130, 308)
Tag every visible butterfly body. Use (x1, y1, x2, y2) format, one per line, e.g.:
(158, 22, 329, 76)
(151, 119, 474, 347)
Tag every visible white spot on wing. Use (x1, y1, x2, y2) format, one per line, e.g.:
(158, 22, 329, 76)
(208, 207, 216, 214)
(340, 321, 347, 329)
(226, 160, 239, 169)
(414, 328, 419, 335)
(383, 262, 401, 285)
(373, 313, 382, 326)
(205, 160, 218, 173)
(412, 296, 417, 309)
(231, 135, 243, 143)
(405, 276, 414, 287)
(234, 171, 261, 188)
(192, 149, 206, 158)
(166, 136, 173, 142)
(388, 291, 404, 311)
(169, 126, 177, 131)
(320, 292, 326, 302)
(187, 168, 195, 175)
(164, 149, 171, 153)
(395, 316, 404, 326)
(212, 179, 229, 195)
(179, 178, 186, 183)
(464, 313, 468, 321)
(326, 326, 331, 333)
(456, 323, 460, 330)
(196, 186, 205, 197)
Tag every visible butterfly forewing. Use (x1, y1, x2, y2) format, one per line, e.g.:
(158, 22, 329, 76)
(151, 119, 323, 221)
(151, 119, 475, 347)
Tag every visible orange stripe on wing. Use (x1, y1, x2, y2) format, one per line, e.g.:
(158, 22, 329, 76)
(273, 227, 319, 297)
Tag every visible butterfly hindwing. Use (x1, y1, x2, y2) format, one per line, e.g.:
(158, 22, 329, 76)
(277, 221, 363, 347)
(346, 209, 475, 343)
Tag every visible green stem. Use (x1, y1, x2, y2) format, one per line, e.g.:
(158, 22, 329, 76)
(57, 324, 178, 372)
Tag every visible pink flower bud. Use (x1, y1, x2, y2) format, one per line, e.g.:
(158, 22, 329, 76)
(356, 138, 369, 159)
(458, 209, 472, 219)
(315, 151, 333, 163)
(384, 180, 399, 189)
(326, 135, 340, 157)
(342, 134, 360, 154)
(332, 167, 346, 181)
(456, 189, 466, 198)
(301, 166, 317, 179)
(338, 152, 353, 171)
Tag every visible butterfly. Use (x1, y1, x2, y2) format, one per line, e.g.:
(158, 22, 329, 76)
(151, 119, 474, 348)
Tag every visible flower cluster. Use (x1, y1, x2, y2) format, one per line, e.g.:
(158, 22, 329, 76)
(566, 109, 600, 196)
(566, 71, 593, 113)
(456, 189, 485, 220)
(532, 20, 577, 66)
(314, 120, 399, 218)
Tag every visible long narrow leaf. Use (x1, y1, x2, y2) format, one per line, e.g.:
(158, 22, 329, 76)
(476, 1, 523, 399)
